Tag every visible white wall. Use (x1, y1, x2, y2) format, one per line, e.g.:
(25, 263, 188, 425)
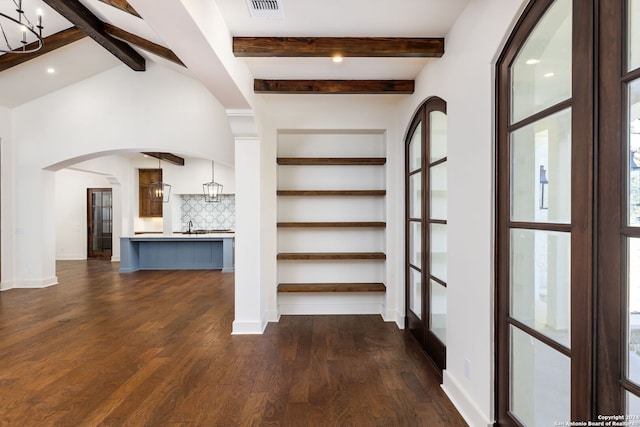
(396, 0, 528, 425)
(0, 106, 14, 290)
(16, 63, 235, 170)
(55, 168, 116, 260)
(160, 157, 235, 195)
(6, 62, 237, 288)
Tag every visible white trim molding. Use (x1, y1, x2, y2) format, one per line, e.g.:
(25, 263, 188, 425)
(231, 320, 268, 335)
(8, 276, 58, 290)
(442, 370, 494, 427)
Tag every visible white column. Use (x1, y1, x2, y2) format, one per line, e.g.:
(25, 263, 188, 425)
(162, 196, 173, 235)
(111, 181, 122, 262)
(0, 110, 15, 290)
(12, 166, 58, 289)
(232, 136, 266, 334)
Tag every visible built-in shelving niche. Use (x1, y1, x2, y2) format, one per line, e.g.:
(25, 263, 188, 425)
(276, 130, 387, 315)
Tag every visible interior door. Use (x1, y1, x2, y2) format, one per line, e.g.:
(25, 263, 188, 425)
(407, 116, 425, 347)
(598, 0, 640, 415)
(406, 97, 448, 372)
(87, 188, 113, 259)
(496, 0, 594, 423)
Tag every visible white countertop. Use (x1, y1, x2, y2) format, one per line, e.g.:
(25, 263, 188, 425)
(125, 232, 235, 239)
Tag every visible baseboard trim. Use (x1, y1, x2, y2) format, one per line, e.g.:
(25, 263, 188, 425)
(8, 276, 59, 289)
(382, 309, 404, 328)
(56, 254, 86, 261)
(442, 370, 493, 427)
(0, 281, 15, 291)
(231, 319, 267, 335)
(266, 309, 280, 322)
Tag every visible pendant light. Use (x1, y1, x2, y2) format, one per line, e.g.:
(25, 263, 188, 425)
(148, 155, 171, 203)
(203, 160, 223, 202)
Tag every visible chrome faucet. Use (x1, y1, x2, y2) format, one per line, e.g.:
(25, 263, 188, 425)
(187, 220, 193, 233)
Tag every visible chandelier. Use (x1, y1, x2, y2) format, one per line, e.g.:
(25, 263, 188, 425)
(203, 161, 223, 202)
(0, 0, 44, 54)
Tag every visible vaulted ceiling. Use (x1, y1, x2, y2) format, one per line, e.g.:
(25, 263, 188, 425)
(0, 0, 469, 107)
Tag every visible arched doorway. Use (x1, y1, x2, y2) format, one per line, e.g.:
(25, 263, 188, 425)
(405, 97, 448, 372)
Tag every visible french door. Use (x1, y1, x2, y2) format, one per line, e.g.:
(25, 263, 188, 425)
(597, 0, 640, 416)
(497, 0, 640, 424)
(87, 188, 113, 259)
(405, 97, 448, 372)
(496, 0, 591, 423)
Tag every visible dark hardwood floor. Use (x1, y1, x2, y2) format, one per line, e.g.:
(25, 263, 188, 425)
(0, 260, 466, 426)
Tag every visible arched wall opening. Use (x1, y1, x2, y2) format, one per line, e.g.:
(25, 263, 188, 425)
(2, 63, 237, 290)
(48, 149, 236, 265)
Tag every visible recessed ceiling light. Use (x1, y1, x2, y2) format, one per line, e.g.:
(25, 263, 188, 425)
(525, 58, 540, 65)
(544, 72, 554, 78)
(332, 55, 343, 63)
(46, 67, 55, 74)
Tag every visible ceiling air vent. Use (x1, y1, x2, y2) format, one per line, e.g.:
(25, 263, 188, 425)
(246, 0, 284, 19)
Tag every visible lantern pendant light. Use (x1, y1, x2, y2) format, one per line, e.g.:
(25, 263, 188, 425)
(203, 160, 223, 202)
(148, 156, 171, 203)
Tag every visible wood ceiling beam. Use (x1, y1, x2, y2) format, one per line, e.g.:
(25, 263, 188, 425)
(254, 79, 414, 94)
(233, 37, 444, 58)
(43, 0, 145, 71)
(104, 24, 184, 66)
(97, 0, 140, 17)
(0, 27, 86, 72)
(142, 152, 185, 166)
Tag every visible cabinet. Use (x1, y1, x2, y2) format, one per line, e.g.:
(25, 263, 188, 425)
(138, 169, 163, 217)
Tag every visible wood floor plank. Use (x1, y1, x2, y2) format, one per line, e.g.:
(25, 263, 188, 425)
(0, 260, 466, 426)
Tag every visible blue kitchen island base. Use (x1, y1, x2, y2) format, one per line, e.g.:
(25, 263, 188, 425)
(120, 234, 234, 273)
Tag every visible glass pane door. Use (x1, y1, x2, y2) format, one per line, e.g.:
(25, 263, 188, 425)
(500, 0, 640, 420)
(625, 29, 640, 407)
(507, 1, 573, 422)
(88, 188, 113, 259)
(406, 98, 447, 372)
(497, 0, 585, 424)
(428, 110, 447, 346)
(407, 120, 424, 341)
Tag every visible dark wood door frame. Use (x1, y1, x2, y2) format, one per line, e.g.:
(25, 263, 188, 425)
(496, 0, 595, 423)
(87, 188, 113, 259)
(406, 108, 426, 349)
(405, 96, 448, 373)
(596, 0, 640, 415)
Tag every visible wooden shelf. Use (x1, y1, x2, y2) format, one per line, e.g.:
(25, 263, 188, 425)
(277, 190, 386, 196)
(277, 252, 386, 260)
(278, 283, 386, 293)
(277, 221, 386, 228)
(277, 157, 386, 166)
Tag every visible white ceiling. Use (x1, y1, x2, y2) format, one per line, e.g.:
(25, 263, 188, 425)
(0, 0, 469, 108)
(216, 0, 468, 37)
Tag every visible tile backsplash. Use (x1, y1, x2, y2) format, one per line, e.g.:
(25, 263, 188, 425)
(180, 194, 235, 231)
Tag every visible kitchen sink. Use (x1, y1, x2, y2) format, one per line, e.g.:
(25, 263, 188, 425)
(182, 229, 232, 234)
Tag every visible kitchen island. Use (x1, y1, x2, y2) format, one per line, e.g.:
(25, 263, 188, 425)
(119, 233, 234, 273)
